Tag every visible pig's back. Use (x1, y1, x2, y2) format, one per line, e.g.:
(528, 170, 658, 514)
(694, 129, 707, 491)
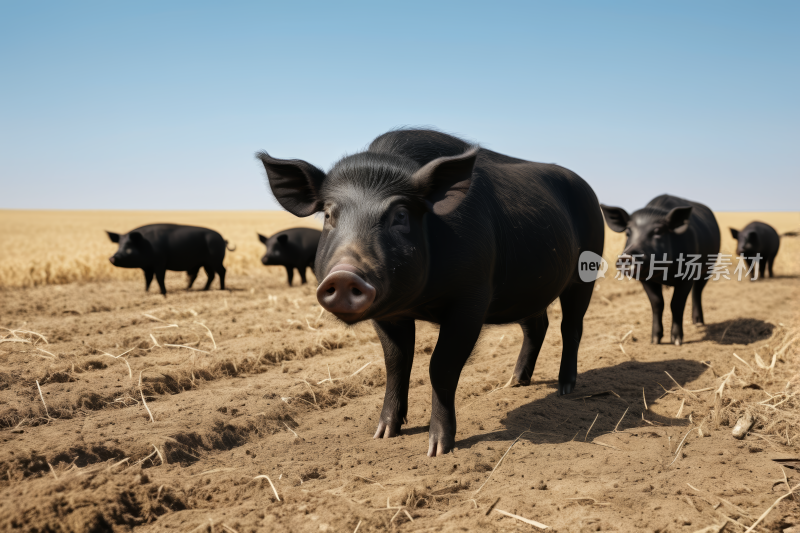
(744, 221, 780, 255)
(135, 224, 225, 268)
(645, 195, 720, 256)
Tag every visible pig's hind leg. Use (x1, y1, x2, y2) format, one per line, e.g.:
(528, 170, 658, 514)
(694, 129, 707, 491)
(202, 265, 216, 290)
(155, 269, 167, 296)
(373, 319, 415, 439)
(507, 313, 549, 387)
(690, 278, 707, 324)
(186, 267, 200, 290)
(216, 264, 226, 290)
(668, 281, 693, 345)
(557, 281, 595, 395)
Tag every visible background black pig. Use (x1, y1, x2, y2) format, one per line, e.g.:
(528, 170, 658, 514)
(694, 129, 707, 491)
(257, 129, 604, 457)
(257, 227, 321, 286)
(730, 221, 780, 279)
(106, 224, 232, 295)
(600, 195, 720, 346)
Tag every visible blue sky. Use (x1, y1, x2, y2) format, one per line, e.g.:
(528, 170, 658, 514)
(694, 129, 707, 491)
(1, 1, 797, 211)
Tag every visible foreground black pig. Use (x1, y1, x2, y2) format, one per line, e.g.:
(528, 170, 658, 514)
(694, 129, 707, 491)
(600, 195, 720, 345)
(257, 129, 605, 456)
(106, 224, 232, 295)
(730, 222, 780, 279)
(257, 228, 321, 286)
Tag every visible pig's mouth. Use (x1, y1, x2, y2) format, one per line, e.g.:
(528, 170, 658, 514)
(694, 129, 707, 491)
(316, 264, 377, 323)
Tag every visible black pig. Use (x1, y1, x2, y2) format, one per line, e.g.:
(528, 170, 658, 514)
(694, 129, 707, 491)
(258, 227, 321, 286)
(106, 224, 232, 295)
(730, 222, 780, 279)
(257, 129, 604, 456)
(600, 195, 720, 345)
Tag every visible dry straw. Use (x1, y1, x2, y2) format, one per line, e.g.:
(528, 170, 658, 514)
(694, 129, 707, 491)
(253, 474, 281, 501)
(193, 321, 217, 350)
(494, 509, 549, 530)
(139, 371, 154, 423)
(35, 380, 53, 420)
(474, 429, 531, 495)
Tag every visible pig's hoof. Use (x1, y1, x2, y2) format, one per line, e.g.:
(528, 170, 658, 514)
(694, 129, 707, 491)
(672, 336, 683, 346)
(651, 336, 661, 344)
(504, 376, 530, 388)
(427, 433, 455, 457)
(373, 420, 402, 439)
(558, 382, 575, 396)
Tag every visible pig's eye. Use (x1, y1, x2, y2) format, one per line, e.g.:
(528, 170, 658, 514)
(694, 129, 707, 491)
(391, 208, 410, 233)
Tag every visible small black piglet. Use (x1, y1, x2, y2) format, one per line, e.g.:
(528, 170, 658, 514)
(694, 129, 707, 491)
(257, 227, 321, 286)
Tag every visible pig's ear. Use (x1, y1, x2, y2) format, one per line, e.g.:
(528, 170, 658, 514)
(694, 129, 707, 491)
(256, 151, 326, 217)
(729, 228, 739, 240)
(277, 234, 289, 244)
(599, 205, 630, 233)
(411, 147, 479, 216)
(666, 206, 692, 234)
(257, 233, 268, 244)
(129, 231, 145, 244)
(106, 231, 120, 243)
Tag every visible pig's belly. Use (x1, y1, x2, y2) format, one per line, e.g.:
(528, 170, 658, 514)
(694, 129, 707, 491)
(165, 254, 207, 271)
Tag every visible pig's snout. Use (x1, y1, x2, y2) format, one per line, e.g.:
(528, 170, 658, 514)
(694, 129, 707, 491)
(317, 265, 376, 321)
(109, 256, 116, 265)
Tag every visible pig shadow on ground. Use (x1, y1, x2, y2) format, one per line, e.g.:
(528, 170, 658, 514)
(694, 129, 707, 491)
(449, 358, 707, 451)
(702, 318, 774, 345)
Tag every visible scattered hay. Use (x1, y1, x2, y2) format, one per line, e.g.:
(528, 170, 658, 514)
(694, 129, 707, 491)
(292, 365, 385, 410)
(692, 325, 799, 444)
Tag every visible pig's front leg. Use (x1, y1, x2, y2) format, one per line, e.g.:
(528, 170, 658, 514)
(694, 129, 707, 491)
(372, 319, 415, 439)
(427, 304, 486, 457)
(641, 280, 664, 344)
(143, 269, 154, 292)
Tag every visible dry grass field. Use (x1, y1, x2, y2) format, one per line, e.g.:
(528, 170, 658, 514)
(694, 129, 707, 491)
(1, 210, 799, 532)
(0, 211, 322, 288)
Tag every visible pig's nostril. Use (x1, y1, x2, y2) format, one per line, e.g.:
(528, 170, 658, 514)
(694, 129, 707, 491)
(352, 288, 362, 296)
(326, 287, 335, 295)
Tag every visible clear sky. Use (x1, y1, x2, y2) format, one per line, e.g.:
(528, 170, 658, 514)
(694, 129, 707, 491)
(1, 1, 797, 212)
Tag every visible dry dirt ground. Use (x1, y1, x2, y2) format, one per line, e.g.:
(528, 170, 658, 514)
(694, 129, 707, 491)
(1, 212, 799, 533)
